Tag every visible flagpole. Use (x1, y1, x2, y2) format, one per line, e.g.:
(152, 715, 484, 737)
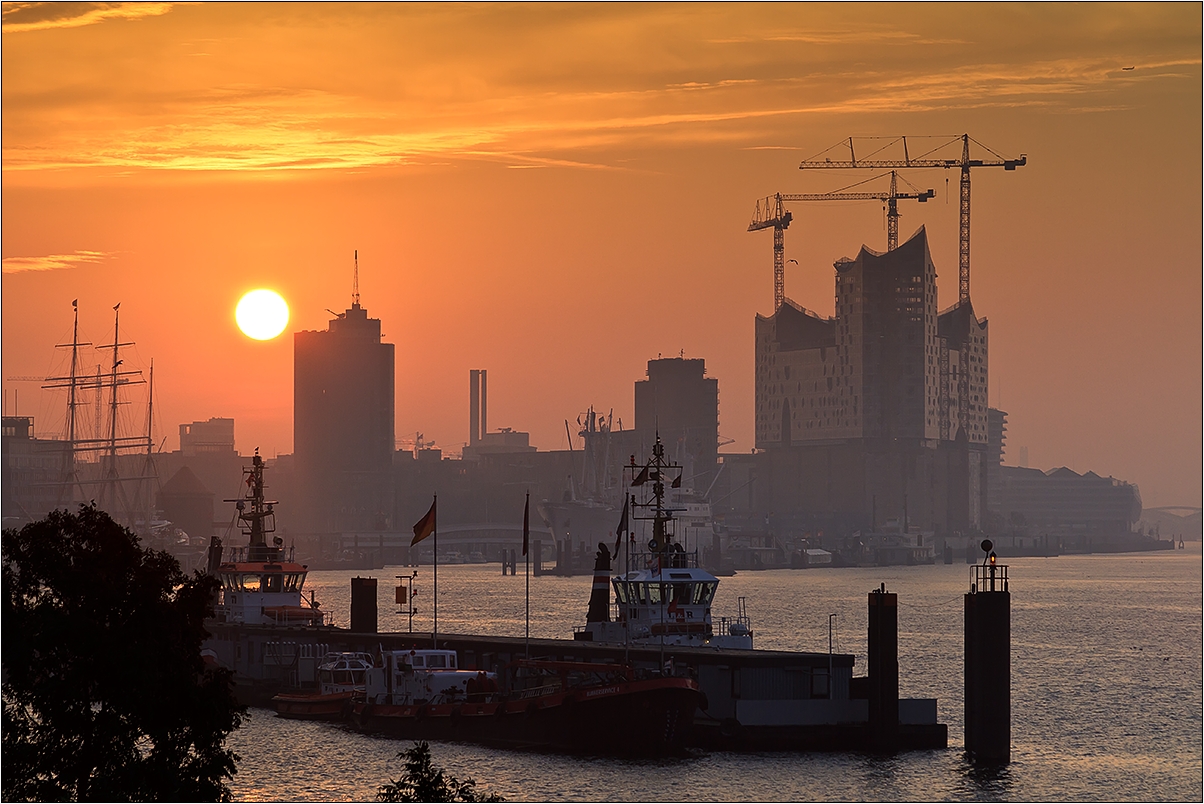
(524, 491, 530, 660)
(624, 492, 630, 666)
(433, 494, 438, 650)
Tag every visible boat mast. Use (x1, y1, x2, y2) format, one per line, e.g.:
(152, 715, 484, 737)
(68, 301, 79, 446)
(139, 359, 157, 534)
(60, 300, 84, 507)
(98, 303, 136, 519)
(42, 300, 92, 509)
(42, 302, 149, 522)
(236, 450, 277, 562)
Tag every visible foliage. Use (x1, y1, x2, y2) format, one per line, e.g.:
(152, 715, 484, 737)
(377, 741, 505, 802)
(1, 504, 245, 801)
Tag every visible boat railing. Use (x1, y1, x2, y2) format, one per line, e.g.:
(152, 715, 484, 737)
(622, 548, 700, 570)
(210, 602, 325, 627)
(213, 603, 236, 623)
(714, 596, 752, 639)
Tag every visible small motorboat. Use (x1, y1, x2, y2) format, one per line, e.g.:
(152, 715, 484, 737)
(272, 652, 373, 720)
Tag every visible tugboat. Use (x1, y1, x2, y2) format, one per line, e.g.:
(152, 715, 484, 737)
(574, 435, 753, 649)
(212, 451, 324, 626)
(350, 649, 700, 755)
(271, 652, 373, 720)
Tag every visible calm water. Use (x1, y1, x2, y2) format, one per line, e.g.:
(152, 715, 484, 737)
(227, 548, 1203, 801)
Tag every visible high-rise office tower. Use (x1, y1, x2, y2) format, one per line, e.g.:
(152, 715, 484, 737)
(294, 298, 395, 533)
(635, 357, 719, 491)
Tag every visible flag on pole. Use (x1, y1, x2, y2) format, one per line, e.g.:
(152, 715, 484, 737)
(671, 474, 682, 488)
(613, 494, 629, 556)
(412, 499, 436, 546)
(631, 464, 649, 486)
(522, 493, 530, 556)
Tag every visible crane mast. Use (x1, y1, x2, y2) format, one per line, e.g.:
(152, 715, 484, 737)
(748, 171, 935, 310)
(798, 134, 1025, 303)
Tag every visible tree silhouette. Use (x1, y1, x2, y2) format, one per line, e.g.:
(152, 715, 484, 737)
(2, 504, 245, 801)
(377, 742, 504, 802)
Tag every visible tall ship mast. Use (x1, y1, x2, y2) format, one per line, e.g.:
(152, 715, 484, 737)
(33, 301, 158, 530)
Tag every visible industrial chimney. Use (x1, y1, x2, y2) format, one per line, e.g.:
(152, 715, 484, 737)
(469, 369, 488, 445)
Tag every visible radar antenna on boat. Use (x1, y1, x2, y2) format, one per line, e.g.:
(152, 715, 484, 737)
(224, 448, 280, 562)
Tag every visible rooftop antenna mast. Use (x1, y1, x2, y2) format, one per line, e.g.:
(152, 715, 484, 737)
(353, 250, 360, 308)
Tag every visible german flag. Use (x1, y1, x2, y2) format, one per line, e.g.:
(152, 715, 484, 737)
(412, 498, 436, 546)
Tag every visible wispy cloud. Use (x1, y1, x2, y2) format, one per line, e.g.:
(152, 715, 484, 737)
(2, 3, 172, 34)
(1, 6, 1198, 177)
(2, 250, 111, 274)
(8, 55, 1184, 175)
(708, 30, 965, 46)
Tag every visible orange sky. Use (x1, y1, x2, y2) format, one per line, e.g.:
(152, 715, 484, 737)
(3, 3, 1200, 507)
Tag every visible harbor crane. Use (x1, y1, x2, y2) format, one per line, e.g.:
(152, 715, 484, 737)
(798, 134, 1025, 304)
(748, 170, 935, 311)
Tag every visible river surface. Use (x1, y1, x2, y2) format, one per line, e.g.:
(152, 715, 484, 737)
(227, 547, 1203, 801)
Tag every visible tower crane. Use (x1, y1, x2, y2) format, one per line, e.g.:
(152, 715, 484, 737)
(748, 170, 935, 311)
(798, 134, 1025, 304)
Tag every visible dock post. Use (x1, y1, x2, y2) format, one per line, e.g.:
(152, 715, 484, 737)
(965, 541, 1010, 763)
(350, 576, 378, 633)
(868, 583, 899, 751)
(533, 540, 543, 577)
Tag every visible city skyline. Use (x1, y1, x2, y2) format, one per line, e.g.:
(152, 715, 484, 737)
(3, 3, 1200, 508)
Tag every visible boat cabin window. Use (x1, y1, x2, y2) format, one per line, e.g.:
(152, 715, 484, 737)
(620, 582, 714, 607)
(221, 573, 262, 592)
(693, 582, 717, 606)
(219, 571, 304, 593)
(402, 652, 456, 670)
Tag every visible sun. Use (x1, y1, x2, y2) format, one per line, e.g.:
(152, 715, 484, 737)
(235, 289, 289, 340)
